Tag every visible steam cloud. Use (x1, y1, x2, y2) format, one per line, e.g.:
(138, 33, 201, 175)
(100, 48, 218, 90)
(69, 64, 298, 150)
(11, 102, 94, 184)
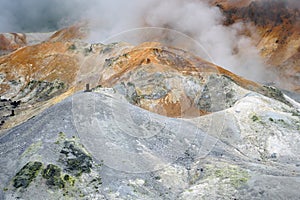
(0, 0, 288, 83)
(86, 0, 269, 82)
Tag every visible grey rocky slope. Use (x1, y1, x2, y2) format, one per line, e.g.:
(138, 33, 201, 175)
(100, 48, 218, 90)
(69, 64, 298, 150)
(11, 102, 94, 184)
(0, 86, 299, 199)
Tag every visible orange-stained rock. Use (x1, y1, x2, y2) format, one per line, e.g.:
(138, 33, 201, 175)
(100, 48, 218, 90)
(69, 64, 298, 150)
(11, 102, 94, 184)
(0, 33, 27, 51)
(0, 14, 297, 131)
(212, 0, 300, 91)
(48, 23, 88, 42)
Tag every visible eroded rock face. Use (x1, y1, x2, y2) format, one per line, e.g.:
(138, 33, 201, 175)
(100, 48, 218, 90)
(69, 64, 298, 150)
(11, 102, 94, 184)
(0, 32, 54, 56)
(0, 39, 278, 132)
(0, 90, 299, 199)
(13, 161, 42, 189)
(59, 141, 92, 176)
(0, 33, 27, 52)
(213, 0, 300, 92)
(42, 164, 65, 189)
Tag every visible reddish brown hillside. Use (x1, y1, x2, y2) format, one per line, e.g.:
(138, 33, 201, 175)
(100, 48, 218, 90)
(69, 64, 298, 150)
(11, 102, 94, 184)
(212, 0, 300, 92)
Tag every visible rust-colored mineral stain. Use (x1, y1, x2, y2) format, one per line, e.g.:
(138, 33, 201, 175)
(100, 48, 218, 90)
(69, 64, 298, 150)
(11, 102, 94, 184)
(49, 23, 88, 42)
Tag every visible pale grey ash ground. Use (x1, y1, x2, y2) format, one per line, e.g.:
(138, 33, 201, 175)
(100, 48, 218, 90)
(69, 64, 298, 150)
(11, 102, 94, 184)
(0, 88, 300, 199)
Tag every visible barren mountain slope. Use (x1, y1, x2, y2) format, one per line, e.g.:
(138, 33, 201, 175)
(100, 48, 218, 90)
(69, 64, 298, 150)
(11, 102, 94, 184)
(0, 81, 299, 199)
(0, 2, 300, 199)
(0, 30, 290, 132)
(212, 0, 300, 91)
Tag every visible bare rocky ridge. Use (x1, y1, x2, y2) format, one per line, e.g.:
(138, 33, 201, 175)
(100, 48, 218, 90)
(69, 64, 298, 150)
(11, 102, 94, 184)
(0, 36, 292, 132)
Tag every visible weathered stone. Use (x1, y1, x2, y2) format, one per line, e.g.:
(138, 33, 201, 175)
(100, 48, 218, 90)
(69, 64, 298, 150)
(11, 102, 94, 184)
(42, 164, 64, 189)
(13, 161, 42, 189)
(59, 141, 92, 176)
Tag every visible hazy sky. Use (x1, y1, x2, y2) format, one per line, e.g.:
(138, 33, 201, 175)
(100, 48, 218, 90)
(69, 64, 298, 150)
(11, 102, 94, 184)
(0, 0, 90, 32)
(0, 0, 296, 33)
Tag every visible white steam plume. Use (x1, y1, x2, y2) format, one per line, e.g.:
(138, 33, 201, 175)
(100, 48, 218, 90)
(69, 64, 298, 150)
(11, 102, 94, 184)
(0, 0, 279, 83)
(87, 0, 269, 82)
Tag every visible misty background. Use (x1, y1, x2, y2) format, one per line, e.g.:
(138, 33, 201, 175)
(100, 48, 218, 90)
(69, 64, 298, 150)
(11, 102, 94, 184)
(0, 0, 90, 32)
(0, 0, 290, 83)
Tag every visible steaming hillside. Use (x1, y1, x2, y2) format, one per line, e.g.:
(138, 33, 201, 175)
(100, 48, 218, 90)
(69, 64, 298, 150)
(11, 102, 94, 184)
(0, 25, 295, 132)
(1, 0, 299, 91)
(0, 0, 300, 199)
(212, 0, 300, 92)
(0, 25, 299, 199)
